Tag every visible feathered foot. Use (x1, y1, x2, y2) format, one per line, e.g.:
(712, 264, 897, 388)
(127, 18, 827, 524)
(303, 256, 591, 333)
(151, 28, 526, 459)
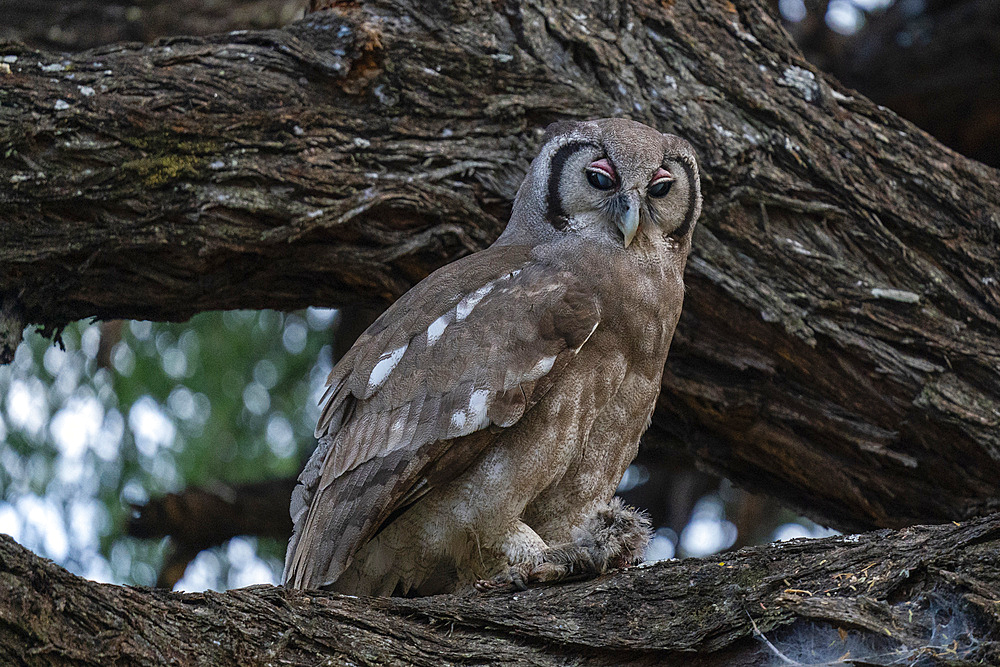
(475, 498, 652, 592)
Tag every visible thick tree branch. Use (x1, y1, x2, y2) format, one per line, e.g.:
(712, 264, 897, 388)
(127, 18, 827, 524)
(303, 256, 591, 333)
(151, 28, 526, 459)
(3, 515, 1000, 665)
(0, 0, 305, 51)
(2, 0, 999, 532)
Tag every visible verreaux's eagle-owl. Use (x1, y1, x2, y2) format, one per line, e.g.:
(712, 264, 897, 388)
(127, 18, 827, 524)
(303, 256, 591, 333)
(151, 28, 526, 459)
(284, 118, 702, 595)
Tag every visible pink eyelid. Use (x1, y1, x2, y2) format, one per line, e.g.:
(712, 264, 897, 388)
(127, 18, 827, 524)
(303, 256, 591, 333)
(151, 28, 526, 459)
(649, 167, 673, 184)
(587, 158, 616, 180)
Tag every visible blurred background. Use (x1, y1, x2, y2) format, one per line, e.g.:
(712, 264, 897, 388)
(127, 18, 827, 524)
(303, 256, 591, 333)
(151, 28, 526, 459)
(1, 0, 997, 591)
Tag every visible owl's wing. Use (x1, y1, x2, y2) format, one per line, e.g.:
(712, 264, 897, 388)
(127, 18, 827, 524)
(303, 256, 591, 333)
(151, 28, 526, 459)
(283, 244, 603, 588)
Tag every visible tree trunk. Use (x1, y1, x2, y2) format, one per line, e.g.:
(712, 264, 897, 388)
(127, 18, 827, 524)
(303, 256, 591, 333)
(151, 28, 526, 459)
(2, 0, 999, 535)
(3, 514, 1000, 665)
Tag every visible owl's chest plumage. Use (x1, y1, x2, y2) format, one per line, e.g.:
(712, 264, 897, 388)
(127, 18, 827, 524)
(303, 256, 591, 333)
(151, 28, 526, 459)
(527, 248, 681, 511)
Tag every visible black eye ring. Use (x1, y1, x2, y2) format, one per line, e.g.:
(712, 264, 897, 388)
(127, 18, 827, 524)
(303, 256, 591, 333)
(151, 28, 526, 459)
(648, 178, 673, 198)
(586, 168, 615, 191)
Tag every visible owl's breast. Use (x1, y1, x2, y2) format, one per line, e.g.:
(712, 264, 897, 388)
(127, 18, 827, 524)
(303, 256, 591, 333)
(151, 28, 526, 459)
(599, 253, 685, 368)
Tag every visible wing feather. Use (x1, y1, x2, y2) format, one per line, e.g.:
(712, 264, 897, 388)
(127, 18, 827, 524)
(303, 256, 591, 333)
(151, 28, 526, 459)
(284, 244, 603, 588)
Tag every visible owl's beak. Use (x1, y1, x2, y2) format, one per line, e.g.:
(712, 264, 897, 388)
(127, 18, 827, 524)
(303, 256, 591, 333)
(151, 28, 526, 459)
(616, 197, 640, 247)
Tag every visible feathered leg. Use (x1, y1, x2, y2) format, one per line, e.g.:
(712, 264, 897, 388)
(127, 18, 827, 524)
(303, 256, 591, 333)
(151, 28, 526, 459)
(476, 498, 651, 591)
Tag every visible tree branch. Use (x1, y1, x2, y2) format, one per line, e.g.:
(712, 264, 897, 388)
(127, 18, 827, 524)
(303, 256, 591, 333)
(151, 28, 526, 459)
(3, 515, 999, 665)
(0, 0, 305, 51)
(2, 0, 999, 532)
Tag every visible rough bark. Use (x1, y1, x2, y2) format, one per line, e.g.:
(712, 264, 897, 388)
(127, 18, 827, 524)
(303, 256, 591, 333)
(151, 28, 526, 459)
(2, 0, 999, 534)
(4, 514, 1000, 666)
(0, 0, 305, 52)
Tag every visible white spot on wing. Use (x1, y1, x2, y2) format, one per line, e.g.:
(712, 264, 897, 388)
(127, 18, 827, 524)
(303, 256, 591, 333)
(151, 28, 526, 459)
(456, 281, 495, 322)
(427, 314, 450, 346)
(523, 355, 557, 383)
(368, 344, 408, 390)
(450, 410, 467, 432)
(467, 389, 490, 430)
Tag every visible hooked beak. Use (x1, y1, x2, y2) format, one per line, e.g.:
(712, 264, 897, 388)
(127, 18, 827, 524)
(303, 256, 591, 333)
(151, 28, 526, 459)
(616, 195, 640, 247)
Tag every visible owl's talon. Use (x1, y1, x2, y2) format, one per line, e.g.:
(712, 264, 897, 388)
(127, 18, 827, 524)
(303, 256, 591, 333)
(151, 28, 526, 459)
(474, 578, 498, 592)
(474, 572, 515, 592)
(474, 562, 534, 592)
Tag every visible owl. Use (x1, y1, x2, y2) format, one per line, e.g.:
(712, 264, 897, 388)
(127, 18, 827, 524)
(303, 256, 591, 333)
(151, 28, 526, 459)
(284, 118, 702, 595)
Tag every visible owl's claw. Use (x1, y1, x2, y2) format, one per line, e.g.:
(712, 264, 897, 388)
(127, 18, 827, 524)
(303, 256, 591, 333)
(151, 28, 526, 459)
(474, 563, 531, 592)
(509, 567, 530, 591)
(473, 577, 504, 592)
(476, 499, 652, 593)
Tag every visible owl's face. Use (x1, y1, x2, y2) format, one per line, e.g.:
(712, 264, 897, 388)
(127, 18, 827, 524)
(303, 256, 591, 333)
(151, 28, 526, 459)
(503, 118, 702, 251)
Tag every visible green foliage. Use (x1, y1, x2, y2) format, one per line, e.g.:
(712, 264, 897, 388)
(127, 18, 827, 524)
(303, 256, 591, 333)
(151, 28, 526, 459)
(0, 308, 337, 590)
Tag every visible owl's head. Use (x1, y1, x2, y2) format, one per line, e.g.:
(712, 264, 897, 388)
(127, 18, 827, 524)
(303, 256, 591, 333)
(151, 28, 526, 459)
(501, 118, 702, 250)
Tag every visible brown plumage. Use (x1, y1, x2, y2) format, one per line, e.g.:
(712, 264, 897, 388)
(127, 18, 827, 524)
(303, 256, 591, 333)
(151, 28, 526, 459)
(284, 118, 702, 595)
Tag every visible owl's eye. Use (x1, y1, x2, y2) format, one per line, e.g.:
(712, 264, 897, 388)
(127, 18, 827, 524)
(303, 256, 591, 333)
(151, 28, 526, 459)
(647, 179, 673, 198)
(648, 168, 674, 198)
(585, 168, 615, 191)
(585, 159, 616, 191)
